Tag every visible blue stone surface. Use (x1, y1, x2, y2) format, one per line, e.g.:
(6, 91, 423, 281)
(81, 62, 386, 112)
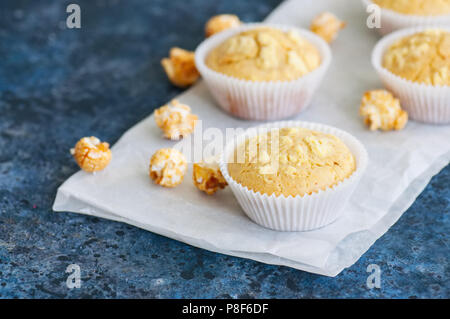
(0, 0, 448, 299)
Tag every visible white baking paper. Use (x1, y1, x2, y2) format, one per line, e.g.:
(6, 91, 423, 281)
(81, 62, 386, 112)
(53, 0, 450, 276)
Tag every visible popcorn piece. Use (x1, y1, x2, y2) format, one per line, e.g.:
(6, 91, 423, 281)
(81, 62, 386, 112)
(71, 136, 112, 173)
(149, 148, 187, 188)
(161, 47, 200, 87)
(280, 135, 293, 146)
(219, 35, 258, 64)
(154, 99, 198, 140)
(258, 150, 271, 164)
(287, 50, 309, 74)
(258, 45, 279, 69)
(205, 14, 241, 37)
(310, 12, 346, 43)
(259, 164, 277, 175)
(304, 135, 333, 157)
(193, 158, 227, 195)
(279, 153, 289, 164)
(285, 166, 297, 175)
(360, 90, 408, 131)
(287, 30, 303, 44)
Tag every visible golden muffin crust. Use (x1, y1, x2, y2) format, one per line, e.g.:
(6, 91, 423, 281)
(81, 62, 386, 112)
(372, 0, 450, 16)
(383, 29, 450, 86)
(205, 27, 321, 82)
(227, 127, 356, 197)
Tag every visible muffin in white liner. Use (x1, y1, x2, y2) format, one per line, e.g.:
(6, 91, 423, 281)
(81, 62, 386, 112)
(195, 23, 332, 121)
(362, 0, 450, 35)
(219, 121, 369, 232)
(372, 26, 450, 124)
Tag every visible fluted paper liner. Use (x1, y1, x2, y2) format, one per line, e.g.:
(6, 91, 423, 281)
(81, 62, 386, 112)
(195, 23, 332, 121)
(220, 121, 369, 231)
(372, 26, 450, 124)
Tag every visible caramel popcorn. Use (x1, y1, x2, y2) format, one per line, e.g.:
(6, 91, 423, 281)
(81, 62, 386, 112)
(310, 12, 346, 43)
(205, 14, 241, 37)
(71, 136, 112, 173)
(193, 158, 227, 195)
(360, 90, 408, 131)
(149, 148, 187, 188)
(304, 135, 332, 158)
(161, 47, 200, 87)
(154, 99, 198, 140)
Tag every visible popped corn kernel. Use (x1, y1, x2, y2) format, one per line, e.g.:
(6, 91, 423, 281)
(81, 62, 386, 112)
(154, 99, 198, 140)
(193, 158, 227, 195)
(310, 12, 346, 43)
(359, 90, 408, 131)
(287, 50, 309, 74)
(304, 135, 332, 157)
(70, 136, 112, 173)
(257, 45, 279, 69)
(259, 164, 277, 175)
(161, 47, 200, 87)
(280, 135, 293, 146)
(285, 166, 297, 175)
(220, 35, 258, 64)
(205, 14, 241, 38)
(258, 150, 271, 164)
(149, 148, 187, 188)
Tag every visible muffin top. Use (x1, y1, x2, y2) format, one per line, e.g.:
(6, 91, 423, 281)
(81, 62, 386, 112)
(383, 29, 450, 86)
(372, 0, 450, 16)
(227, 127, 356, 197)
(205, 27, 321, 82)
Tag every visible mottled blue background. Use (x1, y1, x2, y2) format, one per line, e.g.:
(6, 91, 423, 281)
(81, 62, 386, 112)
(0, 0, 448, 299)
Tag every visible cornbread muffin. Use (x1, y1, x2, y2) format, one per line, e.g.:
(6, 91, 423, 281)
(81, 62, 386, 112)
(149, 148, 187, 188)
(193, 158, 228, 195)
(205, 27, 321, 81)
(161, 47, 200, 87)
(310, 12, 346, 43)
(205, 14, 241, 37)
(154, 99, 198, 140)
(372, 0, 450, 16)
(227, 127, 356, 197)
(359, 90, 408, 131)
(383, 29, 450, 86)
(71, 136, 112, 173)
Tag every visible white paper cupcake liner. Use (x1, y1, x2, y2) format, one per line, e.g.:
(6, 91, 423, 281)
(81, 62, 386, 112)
(219, 121, 369, 232)
(362, 0, 450, 35)
(372, 26, 450, 124)
(195, 23, 332, 121)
